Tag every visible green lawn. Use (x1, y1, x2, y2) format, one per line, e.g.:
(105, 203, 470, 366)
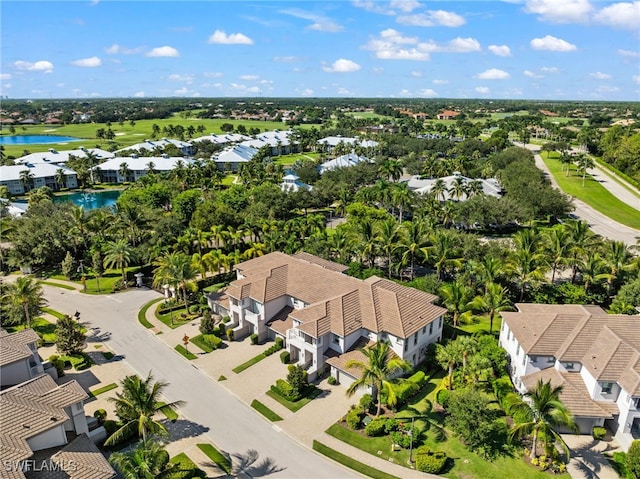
(157, 401, 179, 422)
(169, 452, 206, 479)
(5, 317, 57, 344)
(49, 267, 139, 294)
(196, 443, 232, 474)
(274, 151, 322, 166)
(232, 352, 268, 373)
(541, 153, 640, 230)
(42, 307, 66, 320)
(251, 399, 283, 422)
(174, 344, 197, 360)
(88, 383, 117, 397)
(154, 305, 195, 329)
(137, 298, 163, 329)
(266, 385, 322, 413)
(39, 280, 76, 290)
(312, 441, 401, 479)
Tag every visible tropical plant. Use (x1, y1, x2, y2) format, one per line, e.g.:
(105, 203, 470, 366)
(438, 280, 473, 330)
(345, 341, 411, 416)
(105, 372, 185, 446)
(470, 283, 513, 334)
(508, 379, 578, 460)
(2, 276, 47, 328)
(153, 251, 198, 310)
(436, 340, 461, 390)
(108, 439, 181, 479)
(103, 239, 134, 286)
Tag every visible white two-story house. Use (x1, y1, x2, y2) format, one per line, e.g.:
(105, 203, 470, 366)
(210, 252, 446, 384)
(499, 303, 640, 451)
(0, 328, 47, 387)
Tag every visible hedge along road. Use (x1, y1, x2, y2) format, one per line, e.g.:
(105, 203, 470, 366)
(41, 285, 358, 479)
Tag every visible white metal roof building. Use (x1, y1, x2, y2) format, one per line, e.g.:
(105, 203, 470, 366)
(239, 130, 298, 156)
(14, 147, 114, 165)
(319, 153, 372, 174)
(213, 144, 258, 172)
(95, 155, 196, 183)
(191, 133, 251, 145)
(280, 173, 312, 193)
(406, 173, 503, 201)
(0, 163, 78, 195)
(115, 137, 194, 156)
(317, 136, 379, 152)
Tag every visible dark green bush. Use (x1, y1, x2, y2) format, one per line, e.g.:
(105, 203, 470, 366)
(392, 380, 420, 408)
(226, 328, 234, 341)
(364, 418, 387, 437)
(415, 446, 447, 474)
(408, 370, 427, 388)
(592, 427, 607, 440)
(384, 418, 400, 434)
(188, 304, 200, 314)
(390, 430, 412, 449)
(93, 409, 107, 425)
(274, 378, 299, 401)
(345, 407, 364, 430)
(327, 376, 338, 385)
(199, 312, 216, 335)
(250, 333, 259, 345)
(202, 334, 222, 350)
(436, 388, 451, 408)
(359, 393, 375, 412)
(103, 420, 118, 436)
(280, 350, 290, 364)
(275, 336, 283, 347)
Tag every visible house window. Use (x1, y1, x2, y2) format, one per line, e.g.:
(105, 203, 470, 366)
(565, 362, 575, 370)
(522, 355, 526, 366)
(414, 333, 418, 346)
(601, 382, 613, 394)
(516, 345, 521, 356)
(439, 317, 442, 328)
(422, 326, 426, 335)
(429, 323, 433, 335)
(404, 341, 408, 352)
(333, 334, 340, 344)
(547, 356, 555, 363)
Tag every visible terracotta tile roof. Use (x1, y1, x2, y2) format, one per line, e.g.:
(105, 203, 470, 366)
(503, 304, 640, 395)
(292, 252, 349, 273)
(232, 252, 446, 340)
(325, 337, 375, 380)
(0, 328, 40, 366)
(0, 375, 87, 452)
(522, 369, 617, 418)
(50, 434, 115, 479)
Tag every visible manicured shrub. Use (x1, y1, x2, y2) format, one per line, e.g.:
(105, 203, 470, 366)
(626, 440, 640, 478)
(188, 304, 200, 314)
(202, 334, 222, 350)
(275, 336, 283, 347)
(345, 407, 364, 430)
(592, 426, 607, 440)
(390, 430, 412, 449)
(415, 446, 447, 474)
(280, 350, 290, 364)
(199, 312, 216, 335)
(48, 354, 65, 376)
(364, 418, 387, 437)
(226, 328, 234, 341)
(408, 370, 427, 388)
(384, 418, 400, 434)
(103, 419, 118, 436)
(217, 322, 227, 336)
(250, 333, 259, 345)
(436, 388, 451, 408)
(93, 409, 107, 425)
(287, 364, 308, 396)
(274, 378, 299, 401)
(359, 394, 375, 413)
(222, 316, 230, 323)
(392, 380, 420, 408)
(327, 376, 338, 385)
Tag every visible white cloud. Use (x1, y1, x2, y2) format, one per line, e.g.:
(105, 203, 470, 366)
(273, 56, 302, 63)
(167, 74, 194, 83)
(71, 56, 102, 67)
(589, 71, 612, 80)
(362, 30, 479, 61)
(352, 0, 395, 15)
(337, 87, 355, 95)
(204, 72, 224, 78)
(104, 44, 142, 55)
(133, 91, 145, 98)
(323, 58, 361, 73)
(530, 35, 576, 51)
(444, 37, 481, 52)
(433, 79, 448, 84)
(488, 45, 511, 57)
(14, 60, 54, 72)
(390, 0, 422, 13)
(540, 66, 559, 73)
(371, 67, 384, 74)
(299, 88, 314, 96)
(593, 1, 640, 30)
(618, 49, 640, 57)
(397, 10, 465, 27)
(524, 70, 544, 78)
(280, 9, 343, 32)
(475, 86, 490, 94)
(595, 85, 620, 93)
(476, 68, 510, 80)
(410, 71, 423, 77)
(208, 30, 254, 45)
(240, 74, 260, 81)
(0, 73, 11, 80)
(146, 46, 180, 57)
(417, 88, 438, 97)
(524, 0, 592, 23)
(633, 75, 640, 84)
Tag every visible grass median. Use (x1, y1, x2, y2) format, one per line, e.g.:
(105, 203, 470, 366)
(251, 399, 283, 422)
(312, 440, 401, 479)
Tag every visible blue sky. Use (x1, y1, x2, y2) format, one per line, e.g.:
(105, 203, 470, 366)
(2, 1, 639, 100)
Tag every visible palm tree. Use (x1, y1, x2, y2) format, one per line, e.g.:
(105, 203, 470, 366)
(109, 440, 180, 479)
(448, 176, 467, 201)
(431, 178, 447, 201)
(152, 252, 198, 310)
(425, 230, 463, 280)
(574, 153, 595, 186)
(542, 225, 572, 283)
(391, 183, 414, 223)
(119, 162, 131, 183)
(603, 240, 632, 295)
(146, 161, 156, 175)
(580, 253, 612, 293)
(55, 168, 67, 190)
(470, 283, 513, 334)
(103, 239, 134, 286)
(2, 276, 47, 328)
(19, 169, 35, 192)
(436, 340, 461, 390)
(105, 372, 185, 446)
(438, 280, 473, 331)
(508, 379, 578, 460)
(378, 159, 403, 182)
(376, 218, 401, 277)
(346, 341, 411, 416)
(397, 220, 430, 280)
(508, 248, 547, 301)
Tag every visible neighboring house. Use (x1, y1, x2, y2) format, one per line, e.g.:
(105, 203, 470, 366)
(14, 147, 114, 166)
(0, 198, 28, 217)
(209, 252, 446, 384)
(191, 133, 251, 145)
(319, 153, 372, 174)
(280, 172, 311, 193)
(0, 163, 79, 195)
(436, 110, 460, 120)
(405, 173, 503, 201)
(0, 375, 114, 479)
(239, 130, 298, 156)
(0, 329, 47, 388)
(212, 144, 258, 172)
(94, 155, 196, 183)
(115, 138, 194, 156)
(499, 304, 640, 451)
(317, 136, 378, 153)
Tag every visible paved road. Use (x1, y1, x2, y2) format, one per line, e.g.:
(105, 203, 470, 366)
(524, 144, 640, 246)
(43, 285, 358, 479)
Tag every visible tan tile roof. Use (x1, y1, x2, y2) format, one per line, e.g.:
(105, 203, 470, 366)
(503, 304, 640, 395)
(325, 337, 375, 380)
(522, 369, 617, 418)
(234, 253, 445, 340)
(50, 434, 115, 479)
(265, 306, 294, 336)
(292, 252, 349, 273)
(0, 328, 40, 367)
(0, 375, 87, 453)
(0, 432, 32, 463)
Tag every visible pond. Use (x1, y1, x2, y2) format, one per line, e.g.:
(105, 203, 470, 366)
(53, 190, 121, 210)
(0, 135, 82, 145)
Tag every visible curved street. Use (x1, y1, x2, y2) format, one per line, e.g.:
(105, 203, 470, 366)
(40, 284, 360, 479)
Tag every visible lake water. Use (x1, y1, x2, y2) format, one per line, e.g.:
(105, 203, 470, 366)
(0, 135, 82, 145)
(53, 190, 121, 210)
